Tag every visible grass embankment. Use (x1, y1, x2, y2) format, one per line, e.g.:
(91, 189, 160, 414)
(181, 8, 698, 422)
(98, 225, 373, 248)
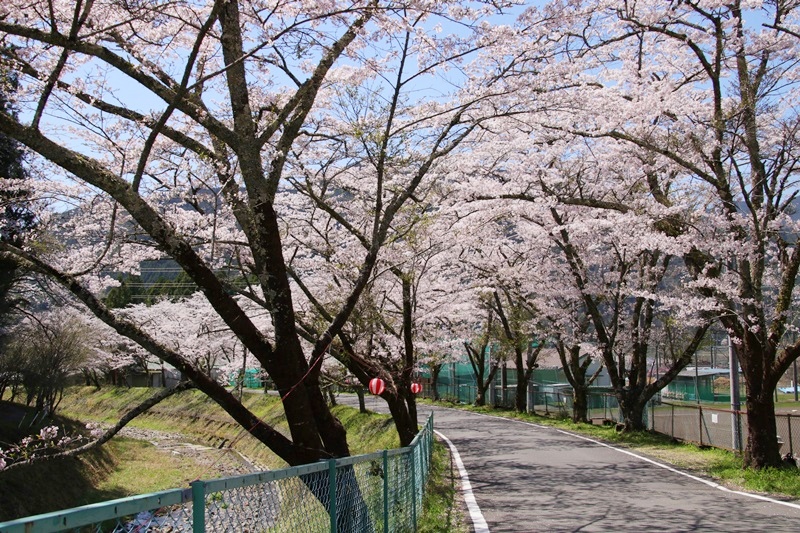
(1, 387, 466, 529)
(427, 400, 800, 500)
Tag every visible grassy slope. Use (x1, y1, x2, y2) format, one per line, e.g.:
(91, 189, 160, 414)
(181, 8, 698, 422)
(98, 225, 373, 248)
(1, 387, 466, 528)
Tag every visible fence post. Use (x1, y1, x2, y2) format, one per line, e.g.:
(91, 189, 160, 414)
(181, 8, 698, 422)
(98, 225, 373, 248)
(191, 480, 205, 533)
(383, 450, 389, 533)
(411, 448, 418, 531)
(789, 414, 794, 457)
(650, 399, 655, 431)
(329, 459, 337, 533)
(671, 403, 675, 439)
(699, 404, 704, 447)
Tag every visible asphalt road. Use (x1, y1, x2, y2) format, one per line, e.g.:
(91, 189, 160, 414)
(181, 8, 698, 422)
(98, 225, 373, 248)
(344, 394, 800, 532)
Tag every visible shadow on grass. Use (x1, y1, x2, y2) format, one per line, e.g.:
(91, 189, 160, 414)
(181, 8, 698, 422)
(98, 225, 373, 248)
(0, 400, 128, 522)
(0, 448, 127, 522)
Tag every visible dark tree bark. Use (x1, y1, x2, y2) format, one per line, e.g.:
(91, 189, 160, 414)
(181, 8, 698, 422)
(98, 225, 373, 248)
(430, 363, 442, 401)
(556, 337, 596, 423)
(464, 310, 500, 407)
(491, 290, 543, 413)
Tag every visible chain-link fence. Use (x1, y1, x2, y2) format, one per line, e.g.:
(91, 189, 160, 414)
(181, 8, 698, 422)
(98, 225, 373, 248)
(652, 402, 741, 450)
(652, 401, 800, 455)
(0, 414, 434, 533)
(431, 381, 625, 423)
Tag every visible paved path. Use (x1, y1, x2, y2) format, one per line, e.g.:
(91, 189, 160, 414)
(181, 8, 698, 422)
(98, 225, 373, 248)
(346, 395, 800, 532)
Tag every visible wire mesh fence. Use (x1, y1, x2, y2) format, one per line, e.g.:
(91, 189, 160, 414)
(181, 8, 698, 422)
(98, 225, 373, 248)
(652, 402, 742, 449)
(0, 414, 434, 533)
(652, 401, 800, 456)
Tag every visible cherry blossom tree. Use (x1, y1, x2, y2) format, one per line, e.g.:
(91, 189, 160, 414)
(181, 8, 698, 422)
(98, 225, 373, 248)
(0, 0, 507, 490)
(521, 0, 800, 468)
(462, 301, 503, 407)
(448, 97, 714, 427)
(458, 232, 547, 412)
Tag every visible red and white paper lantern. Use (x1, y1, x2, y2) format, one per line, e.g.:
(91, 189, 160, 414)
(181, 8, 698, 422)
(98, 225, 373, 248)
(410, 382, 422, 394)
(368, 377, 385, 395)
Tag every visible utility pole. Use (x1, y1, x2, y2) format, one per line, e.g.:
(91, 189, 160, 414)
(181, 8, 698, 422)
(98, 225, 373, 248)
(729, 336, 742, 452)
(695, 350, 700, 403)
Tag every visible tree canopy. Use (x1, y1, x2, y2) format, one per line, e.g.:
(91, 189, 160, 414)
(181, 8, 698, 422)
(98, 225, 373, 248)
(0, 0, 799, 472)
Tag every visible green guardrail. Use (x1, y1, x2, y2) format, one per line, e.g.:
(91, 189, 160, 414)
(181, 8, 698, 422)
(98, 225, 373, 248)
(0, 413, 434, 533)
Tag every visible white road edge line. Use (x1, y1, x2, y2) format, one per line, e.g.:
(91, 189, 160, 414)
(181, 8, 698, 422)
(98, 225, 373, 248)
(464, 410, 800, 512)
(434, 430, 490, 533)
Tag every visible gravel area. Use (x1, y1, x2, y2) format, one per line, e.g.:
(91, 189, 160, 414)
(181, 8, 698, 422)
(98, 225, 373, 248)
(115, 426, 258, 478)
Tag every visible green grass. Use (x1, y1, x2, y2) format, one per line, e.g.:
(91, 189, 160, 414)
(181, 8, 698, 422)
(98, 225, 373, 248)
(418, 440, 469, 533)
(89, 438, 214, 496)
(421, 399, 800, 500)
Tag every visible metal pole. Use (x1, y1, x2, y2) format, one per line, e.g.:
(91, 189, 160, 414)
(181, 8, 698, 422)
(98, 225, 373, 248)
(794, 359, 798, 402)
(655, 342, 660, 385)
(411, 449, 418, 531)
(729, 336, 741, 452)
(650, 398, 655, 431)
(527, 381, 534, 414)
(451, 362, 456, 401)
(501, 360, 508, 407)
(711, 331, 717, 368)
(671, 403, 675, 439)
(383, 450, 389, 533)
(695, 350, 700, 403)
(191, 480, 205, 533)
(329, 459, 337, 533)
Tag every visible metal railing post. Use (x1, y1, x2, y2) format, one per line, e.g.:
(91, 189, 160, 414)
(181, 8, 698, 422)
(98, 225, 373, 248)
(411, 448, 418, 531)
(383, 450, 389, 533)
(699, 404, 704, 447)
(191, 480, 205, 533)
(650, 399, 655, 431)
(671, 403, 675, 439)
(329, 459, 337, 533)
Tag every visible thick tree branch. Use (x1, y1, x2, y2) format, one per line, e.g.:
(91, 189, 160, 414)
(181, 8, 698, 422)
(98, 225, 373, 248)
(3, 381, 196, 471)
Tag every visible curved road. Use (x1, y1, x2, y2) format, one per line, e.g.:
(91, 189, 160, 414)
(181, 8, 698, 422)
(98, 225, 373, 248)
(351, 395, 800, 532)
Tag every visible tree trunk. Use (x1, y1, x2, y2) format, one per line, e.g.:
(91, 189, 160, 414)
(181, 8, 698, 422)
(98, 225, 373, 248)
(386, 392, 418, 447)
(475, 364, 499, 407)
(744, 392, 782, 468)
(618, 394, 647, 431)
(572, 385, 589, 424)
(475, 386, 486, 407)
(430, 364, 441, 401)
(356, 387, 367, 414)
(515, 375, 526, 413)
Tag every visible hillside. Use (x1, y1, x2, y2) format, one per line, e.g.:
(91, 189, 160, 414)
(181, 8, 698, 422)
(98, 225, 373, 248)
(0, 386, 400, 521)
